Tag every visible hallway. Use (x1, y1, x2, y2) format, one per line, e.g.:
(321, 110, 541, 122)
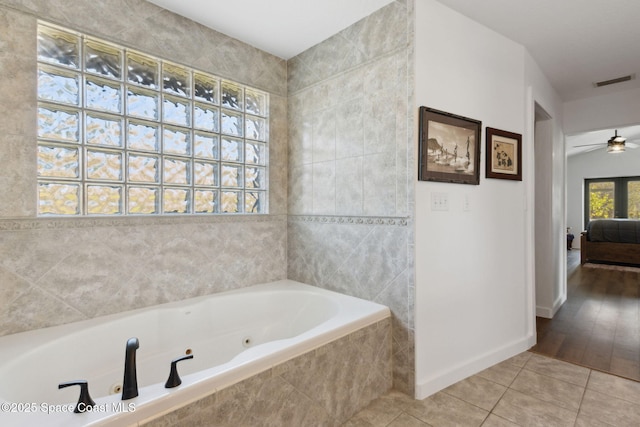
(532, 250, 640, 382)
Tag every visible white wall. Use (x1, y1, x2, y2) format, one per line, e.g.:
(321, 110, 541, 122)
(414, 0, 538, 398)
(524, 54, 566, 319)
(567, 148, 640, 240)
(564, 87, 640, 135)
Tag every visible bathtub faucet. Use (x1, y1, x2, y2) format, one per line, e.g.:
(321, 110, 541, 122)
(122, 337, 139, 400)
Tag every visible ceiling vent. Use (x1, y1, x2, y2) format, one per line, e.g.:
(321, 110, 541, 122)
(594, 74, 635, 88)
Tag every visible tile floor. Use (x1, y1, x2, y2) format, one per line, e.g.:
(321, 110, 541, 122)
(344, 351, 640, 426)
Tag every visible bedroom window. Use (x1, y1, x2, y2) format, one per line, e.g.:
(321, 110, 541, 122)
(36, 22, 268, 216)
(585, 177, 640, 225)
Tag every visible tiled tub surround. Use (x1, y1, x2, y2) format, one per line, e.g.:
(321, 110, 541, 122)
(0, 0, 288, 335)
(0, 215, 287, 337)
(0, 281, 391, 426)
(143, 317, 392, 426)
(0, 1, 410, 424)
(287, 0, 415, 395)
(288, 216, 413, 395)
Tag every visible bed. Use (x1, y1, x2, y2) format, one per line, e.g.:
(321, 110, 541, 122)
(580, 219, 640, 265)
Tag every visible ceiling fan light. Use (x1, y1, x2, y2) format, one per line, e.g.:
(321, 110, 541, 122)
(607, 141, 625, 153)
(606, 130, 626, 153)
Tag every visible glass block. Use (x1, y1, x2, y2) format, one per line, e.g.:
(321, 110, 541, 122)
(163, 62, 190, 97)
(163, 95, 190, 126)
(164, 158, 190, 185)
(85, 39, 122, 79)
(221, 81, 243, 110)
(245, 141, 266, 165)
(194, 103, 219, 132)
(163, 188, 190, 213)
(194, 190, 217, 213)
(38, 183, 80, 215)
(86, 114, 122, 147)
(38, 67, 79, 106)
(127, 121, 159, 152)
(194, 73, 218, 104)
(245, 89, 266, 116)
(128, 154, 159, 183)
(128, 186, 158, 214)
(86, 150, 123, 181)
(37, 145, 79, 178)
(38, 106, 79, 142)
(245, 166, 265, 189)
(163, 126, 191, 156)
(86, 77, 121, 113)
(87, 184, 122, 215)
(221, 164, 242, 188)
(221, 109, 243, 137)
(127, 86, 158, 120)
(221, 191, 240, 213)
(221, 137, 243, 162)
(194, 132, 219, 159)
(245, 115, 266, 141)
(127, 52, 158, 88)
(194, 161, 218, 186)
(37, 25, 79, 69)
(245, 191, 265, 213)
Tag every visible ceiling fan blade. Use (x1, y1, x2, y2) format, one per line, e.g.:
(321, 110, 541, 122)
(573, 142, 606, 147)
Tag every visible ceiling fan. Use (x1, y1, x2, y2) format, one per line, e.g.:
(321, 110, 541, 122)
(573, 130, 639, 153)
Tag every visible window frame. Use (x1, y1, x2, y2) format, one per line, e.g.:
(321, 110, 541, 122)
(584, 176, 640, 226)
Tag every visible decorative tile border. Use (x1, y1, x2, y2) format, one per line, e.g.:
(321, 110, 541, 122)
(288, 215, 409, 227)
(0, 214, 286, 231)
(0, 214, 409, 231)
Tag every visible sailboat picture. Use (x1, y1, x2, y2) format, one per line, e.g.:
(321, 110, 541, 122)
(418, 106, 481, 185)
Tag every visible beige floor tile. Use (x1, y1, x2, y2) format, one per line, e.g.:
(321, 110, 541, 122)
(343, 392, 406, 426)
(506, 351, 532, 368)
(574, 414, 617, 426)
(578, 389, 640, 426)
(405, 391, 488, 427)
(492, 389, 577, 427)
(443, 375, 507, 411)
(481, 413, 520, 427)
(387, 412, 432, 427)
(477, 359, 522, 387)
(587, 369, 640, 403)
(510, 368, 585, 411)
(525, 352, 591, 387)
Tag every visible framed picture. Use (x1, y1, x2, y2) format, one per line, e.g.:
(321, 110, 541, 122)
(418, 106, 481, 185)
(485, 127, 522, 181)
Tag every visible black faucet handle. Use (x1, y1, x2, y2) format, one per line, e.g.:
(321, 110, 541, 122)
(58, 380, 96, 413)
(164, 354, 194, 388)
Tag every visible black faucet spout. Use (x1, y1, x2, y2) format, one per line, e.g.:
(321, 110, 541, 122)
(122, 337, 139, 400)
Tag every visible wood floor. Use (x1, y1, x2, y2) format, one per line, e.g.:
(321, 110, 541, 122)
(531, 250, 640, 382)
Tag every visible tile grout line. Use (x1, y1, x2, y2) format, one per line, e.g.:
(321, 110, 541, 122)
(572, 369, 592, 426)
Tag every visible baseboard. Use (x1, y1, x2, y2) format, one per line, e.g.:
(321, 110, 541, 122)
(536, 293, 566, 319)
(415, 334, 535, 399)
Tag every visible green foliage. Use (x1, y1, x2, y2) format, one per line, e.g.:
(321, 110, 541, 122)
(628, 182, 640, 219)
(589, 185, 614, 219)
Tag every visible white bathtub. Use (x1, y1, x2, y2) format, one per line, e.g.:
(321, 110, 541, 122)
(0, 280, 389, 426)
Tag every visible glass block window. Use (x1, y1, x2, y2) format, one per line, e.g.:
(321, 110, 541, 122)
(37, 22, 268, 215)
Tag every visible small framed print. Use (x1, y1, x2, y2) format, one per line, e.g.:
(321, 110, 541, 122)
(486, 127, 522, 181)
(418, 106, 481, 185)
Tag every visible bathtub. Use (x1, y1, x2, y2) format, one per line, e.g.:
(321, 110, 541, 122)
(0, 280, 390, 426)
